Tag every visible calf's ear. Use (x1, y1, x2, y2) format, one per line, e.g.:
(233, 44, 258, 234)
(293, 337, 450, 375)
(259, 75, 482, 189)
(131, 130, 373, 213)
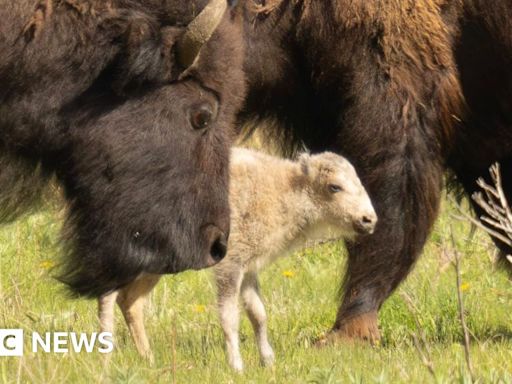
(298, 153, 310, 176)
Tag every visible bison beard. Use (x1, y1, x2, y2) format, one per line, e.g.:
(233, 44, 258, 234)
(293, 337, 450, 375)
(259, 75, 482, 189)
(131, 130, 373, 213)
(0, 1, 246, 297)
(239, 0, 512, 342)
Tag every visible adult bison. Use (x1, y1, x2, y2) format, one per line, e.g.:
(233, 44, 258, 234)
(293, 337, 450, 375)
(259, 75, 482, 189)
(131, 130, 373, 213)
(0, 0, 245, 297)
(237, 0, 512, 342)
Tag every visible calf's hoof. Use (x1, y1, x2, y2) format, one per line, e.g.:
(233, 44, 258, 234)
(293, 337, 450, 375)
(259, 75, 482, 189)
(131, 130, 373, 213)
(229, 357, 244, 373)
(138, 349, 155, 366)
(315, 311, 381, 347)
(260, 350, 275, 367)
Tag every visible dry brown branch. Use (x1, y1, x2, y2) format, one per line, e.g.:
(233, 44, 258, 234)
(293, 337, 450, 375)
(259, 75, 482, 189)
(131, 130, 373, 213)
(472, 164, 512, 246)
(449, 197, 512, 247)
(400, 292, 438, 381)
(451, 210, 512, 248)
(449, 226, 475, 381)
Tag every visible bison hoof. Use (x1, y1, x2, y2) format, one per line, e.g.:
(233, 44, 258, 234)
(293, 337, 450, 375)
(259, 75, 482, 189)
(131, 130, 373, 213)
(315, 312, 381, 347)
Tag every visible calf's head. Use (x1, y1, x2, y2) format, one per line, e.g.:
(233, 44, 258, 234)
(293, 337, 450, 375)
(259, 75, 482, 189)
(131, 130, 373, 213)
(299, 152, 377, 238)
(58, 0, 245, 296)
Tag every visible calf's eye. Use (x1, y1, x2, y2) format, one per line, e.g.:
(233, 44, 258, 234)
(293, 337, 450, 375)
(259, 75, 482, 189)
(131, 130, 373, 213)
(190, 103, 214, 130)
(328, 184, 343, 193)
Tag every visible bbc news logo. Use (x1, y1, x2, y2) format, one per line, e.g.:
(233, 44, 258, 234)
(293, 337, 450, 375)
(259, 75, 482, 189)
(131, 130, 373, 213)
(0, 330, 23, 356)
(0, 329, 113, 356)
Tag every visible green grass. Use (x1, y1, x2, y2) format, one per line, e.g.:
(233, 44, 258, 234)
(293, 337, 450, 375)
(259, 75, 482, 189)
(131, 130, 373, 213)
(1, 197, 511, 383)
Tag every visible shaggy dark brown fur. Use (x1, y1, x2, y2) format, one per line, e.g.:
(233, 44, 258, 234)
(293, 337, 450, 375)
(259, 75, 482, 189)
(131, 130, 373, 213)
(0, 0, 246, 297)
(238, 0, 512, 342)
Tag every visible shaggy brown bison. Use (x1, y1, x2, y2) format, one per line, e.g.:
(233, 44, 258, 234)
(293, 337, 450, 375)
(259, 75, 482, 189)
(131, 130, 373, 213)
(237, 0, 512, 343)
(0, 0, 245, 297)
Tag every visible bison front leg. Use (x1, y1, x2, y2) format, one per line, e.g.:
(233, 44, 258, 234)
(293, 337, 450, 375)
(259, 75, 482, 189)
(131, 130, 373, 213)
(326, 148, 444, 343)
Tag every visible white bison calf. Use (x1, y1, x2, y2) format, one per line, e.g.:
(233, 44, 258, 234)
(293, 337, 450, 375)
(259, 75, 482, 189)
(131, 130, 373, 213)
(98, 147, 377, 370)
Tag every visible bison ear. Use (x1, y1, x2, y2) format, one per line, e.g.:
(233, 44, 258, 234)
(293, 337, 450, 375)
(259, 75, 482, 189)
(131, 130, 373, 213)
(298, 153, 310, 176)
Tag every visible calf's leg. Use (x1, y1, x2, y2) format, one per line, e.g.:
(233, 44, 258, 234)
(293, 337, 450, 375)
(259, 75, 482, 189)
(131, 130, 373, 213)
(116, 274, 161, 362)
(215, 265, 244, 371)
(98, 291, 118, 367)
(240, 272, 274, 367)
(99, 291, 119, 335)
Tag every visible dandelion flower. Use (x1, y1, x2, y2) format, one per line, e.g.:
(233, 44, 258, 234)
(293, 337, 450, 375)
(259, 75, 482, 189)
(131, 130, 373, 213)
(460, 282, 470, 292)
(193, 304, 206, 313)
(40, 260, 55, 270)
(282, 270, 295, 278)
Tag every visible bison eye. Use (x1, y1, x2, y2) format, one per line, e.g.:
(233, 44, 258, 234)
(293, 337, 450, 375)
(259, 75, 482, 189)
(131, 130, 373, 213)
(328, 184, 343, 193)
(190, 103, 215, 130)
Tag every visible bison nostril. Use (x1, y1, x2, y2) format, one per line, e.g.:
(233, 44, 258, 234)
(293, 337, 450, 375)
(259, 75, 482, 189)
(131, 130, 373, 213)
(210, 233, 228, 262)
(362, 215, 374, 224)
(203, 225, 229, 267)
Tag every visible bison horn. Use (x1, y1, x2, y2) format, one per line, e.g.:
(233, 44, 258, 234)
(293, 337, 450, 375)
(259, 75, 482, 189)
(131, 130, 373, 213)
(177, 0, 228, 69)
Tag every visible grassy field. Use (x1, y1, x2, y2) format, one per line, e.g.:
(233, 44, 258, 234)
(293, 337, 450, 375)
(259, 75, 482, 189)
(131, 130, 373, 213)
(0, 195, 511, 383)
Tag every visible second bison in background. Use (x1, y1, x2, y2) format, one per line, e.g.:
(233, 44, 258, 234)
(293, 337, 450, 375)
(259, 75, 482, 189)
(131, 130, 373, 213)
(238, 0, 512, 343)
(98, 148, 376, 369)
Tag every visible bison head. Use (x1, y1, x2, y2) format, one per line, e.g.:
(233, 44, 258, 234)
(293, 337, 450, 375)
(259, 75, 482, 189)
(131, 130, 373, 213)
(56, 0, 245, 296)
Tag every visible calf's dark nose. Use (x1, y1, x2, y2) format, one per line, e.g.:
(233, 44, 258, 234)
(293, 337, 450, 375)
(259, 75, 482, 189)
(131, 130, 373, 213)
(355, 214, 377, 235)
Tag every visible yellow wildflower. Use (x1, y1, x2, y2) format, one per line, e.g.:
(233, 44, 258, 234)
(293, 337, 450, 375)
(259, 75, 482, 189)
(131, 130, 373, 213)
(282, 270, 295, 278)
(40, 260, 55, 270)
(193, 304, 206, 313)
(460, 282, 470, 292)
